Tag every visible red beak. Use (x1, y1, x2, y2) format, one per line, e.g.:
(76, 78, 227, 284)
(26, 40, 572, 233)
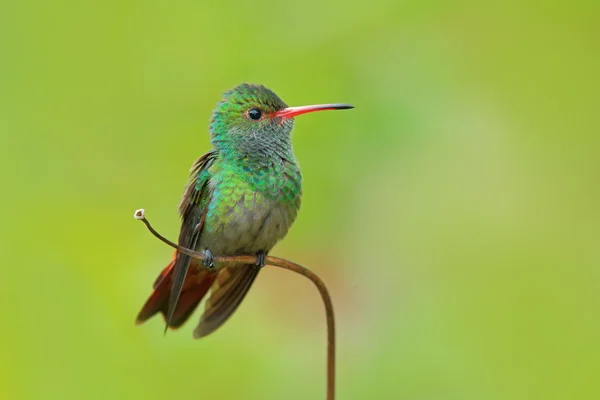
(274, 103, 354, 119)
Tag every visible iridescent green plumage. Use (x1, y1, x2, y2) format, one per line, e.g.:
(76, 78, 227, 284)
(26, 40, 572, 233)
(136, 83, 353, 337)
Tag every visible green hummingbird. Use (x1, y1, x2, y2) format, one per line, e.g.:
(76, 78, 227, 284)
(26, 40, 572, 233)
(136, 83, 353, 338)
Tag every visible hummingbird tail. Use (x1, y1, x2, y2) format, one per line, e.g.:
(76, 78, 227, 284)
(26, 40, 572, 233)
(136, 252, 217, 329)
(193, 264, 260, 338)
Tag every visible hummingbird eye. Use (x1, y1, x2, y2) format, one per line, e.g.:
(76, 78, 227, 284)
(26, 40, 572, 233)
(248, 109, 262, 120)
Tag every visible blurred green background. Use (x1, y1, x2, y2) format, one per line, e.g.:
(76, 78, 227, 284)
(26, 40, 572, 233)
(1, 1, 598, 399)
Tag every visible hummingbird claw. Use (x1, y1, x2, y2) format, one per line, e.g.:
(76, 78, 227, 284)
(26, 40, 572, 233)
(203, 249, 215, 269)
(255, 251, 267, 269)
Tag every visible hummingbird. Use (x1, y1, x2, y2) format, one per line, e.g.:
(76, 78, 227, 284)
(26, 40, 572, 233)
(136, 83, 353, 338)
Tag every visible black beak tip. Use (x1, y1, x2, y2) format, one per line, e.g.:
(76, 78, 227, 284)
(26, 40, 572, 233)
(335, 104, 355, 110)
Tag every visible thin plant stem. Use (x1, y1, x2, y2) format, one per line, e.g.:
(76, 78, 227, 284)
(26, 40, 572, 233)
(134, 209, 336, 400)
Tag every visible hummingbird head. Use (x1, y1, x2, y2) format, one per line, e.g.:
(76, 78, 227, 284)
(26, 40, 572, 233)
(209, 83, 353, 158)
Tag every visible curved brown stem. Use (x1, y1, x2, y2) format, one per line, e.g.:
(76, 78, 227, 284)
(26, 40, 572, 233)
(134, 209, 336, 400)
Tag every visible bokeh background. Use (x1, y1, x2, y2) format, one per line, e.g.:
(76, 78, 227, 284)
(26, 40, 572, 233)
(1, 1, 598, 399)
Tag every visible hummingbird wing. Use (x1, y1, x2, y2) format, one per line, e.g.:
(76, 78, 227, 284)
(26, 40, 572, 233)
(135, 250, 218, 328)
(165, 150, 218, 328)
(193, 264, 259, 338)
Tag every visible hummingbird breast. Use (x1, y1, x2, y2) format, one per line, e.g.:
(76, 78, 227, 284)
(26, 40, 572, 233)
(199, 157, 302, 256)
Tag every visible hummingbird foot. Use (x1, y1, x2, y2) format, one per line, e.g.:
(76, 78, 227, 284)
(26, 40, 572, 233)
(255, 251, 267, 269)
(203, 249, 215, 269)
